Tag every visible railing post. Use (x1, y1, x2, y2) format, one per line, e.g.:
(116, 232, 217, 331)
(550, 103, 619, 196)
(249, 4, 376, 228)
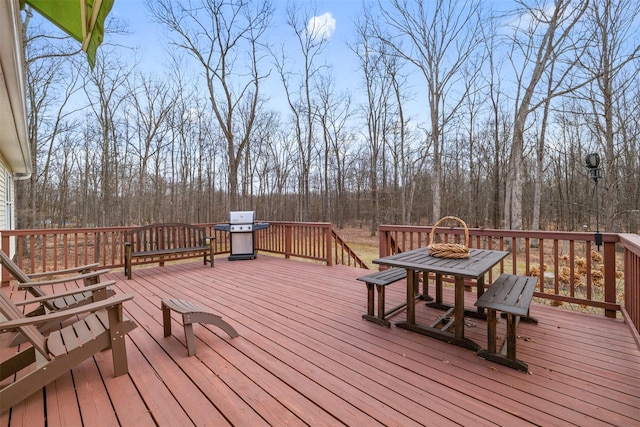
(620, 233, 640, 340)
(326, 224, 333, 266)
(378, 228, 388, 259)
(1, 233, 11, 286)
(603, 241, 617, 318)
(285, 224, 292, 259)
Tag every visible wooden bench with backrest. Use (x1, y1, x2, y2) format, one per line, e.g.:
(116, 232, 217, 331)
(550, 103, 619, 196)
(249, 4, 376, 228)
(357, 268, 408, 327)
(124, 223, 214, 279)
(474, 273, 538, 372)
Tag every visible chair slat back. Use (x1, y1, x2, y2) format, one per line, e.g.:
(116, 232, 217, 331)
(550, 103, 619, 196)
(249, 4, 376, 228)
(0, 291, 49, 359)
(0, 250, 47, 298)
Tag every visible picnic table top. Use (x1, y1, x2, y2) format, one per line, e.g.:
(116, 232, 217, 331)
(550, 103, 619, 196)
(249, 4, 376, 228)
(373, 247, 509, 279)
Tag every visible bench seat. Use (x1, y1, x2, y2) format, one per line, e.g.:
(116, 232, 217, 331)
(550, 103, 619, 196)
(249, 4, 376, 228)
(357, 268, 407, 327)
(475, 274, 538, 372)
(130, 246, 210, 258)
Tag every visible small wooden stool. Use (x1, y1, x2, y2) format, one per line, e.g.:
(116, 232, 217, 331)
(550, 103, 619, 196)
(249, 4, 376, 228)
(161, 298, 239, 356)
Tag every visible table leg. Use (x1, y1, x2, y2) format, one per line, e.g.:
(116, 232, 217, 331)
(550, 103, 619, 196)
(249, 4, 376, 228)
(435, 273, 443, 304)
(454, 276, 465, 340)
(419, 272, 433, 301)
(476, 274, 486, 315)
(406, 269, 416, 324)
(397, 273, 480, 351)
(426, 273, 449, 311)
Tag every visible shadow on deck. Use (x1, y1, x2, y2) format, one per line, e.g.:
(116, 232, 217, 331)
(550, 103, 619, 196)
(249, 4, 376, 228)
(2, 255, 639, 426)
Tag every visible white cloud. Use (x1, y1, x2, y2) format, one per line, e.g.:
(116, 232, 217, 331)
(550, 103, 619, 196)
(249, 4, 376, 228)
(306, 13, 336, 41)
(183, 108, 205, 123)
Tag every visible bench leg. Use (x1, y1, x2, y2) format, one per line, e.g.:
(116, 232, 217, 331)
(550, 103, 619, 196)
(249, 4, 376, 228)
(125, 257, 132, 280)
(207, 238, 215, 267)
(366, 283, 375, 317)
(500, 311, 538, 325)
(478, 311, 529, 372)
(377, 285, 386, 321)
(486, 309, 497, 354)
(362, 282, 391, 327)
(506, 313, 517, 362)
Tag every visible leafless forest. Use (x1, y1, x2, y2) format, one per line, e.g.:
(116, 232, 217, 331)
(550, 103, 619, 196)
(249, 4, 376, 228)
(17, 0, 640, 234)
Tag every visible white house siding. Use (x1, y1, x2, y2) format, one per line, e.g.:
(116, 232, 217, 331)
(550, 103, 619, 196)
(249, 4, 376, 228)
(0, 157, 7, 230)
(0, 156, 16, 261)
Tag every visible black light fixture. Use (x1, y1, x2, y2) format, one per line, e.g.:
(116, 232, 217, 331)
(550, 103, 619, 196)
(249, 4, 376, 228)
(585, 153, 602, 250)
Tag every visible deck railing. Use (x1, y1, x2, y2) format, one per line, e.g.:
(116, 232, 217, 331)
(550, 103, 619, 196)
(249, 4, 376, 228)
(0, 222, 368, 285)
(253, 221, 368, 268)
(1, 222, 638, 339)
(619, 233, 640, 345)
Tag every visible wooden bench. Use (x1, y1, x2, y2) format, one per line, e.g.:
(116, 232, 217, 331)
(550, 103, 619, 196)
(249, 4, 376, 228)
(357, 268, 408, 327)
(474, 274, 538, 372)
(161, 298, 239, 356)
(124, 223, 214, 279)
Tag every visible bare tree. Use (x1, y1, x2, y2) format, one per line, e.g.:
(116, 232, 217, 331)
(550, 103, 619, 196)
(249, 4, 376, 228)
(272, 3, 331, 221)
(148, 0, 272, 211)
(317, 74, 354, 227)
(21, 14, 85, 228)
(481, 12, 512, 229)
(504, 0, 589, 230)
(376, 0, 484, 222)
(83, 49, 134, 226)
(353, 9, 397, 235)
(127, 74, 176, 223)
(579, 0, 640, 231)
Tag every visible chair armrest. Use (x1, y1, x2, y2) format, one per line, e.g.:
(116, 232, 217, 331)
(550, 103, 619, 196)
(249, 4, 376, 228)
(26, 263, 100, 279)
(13, 281, 115, 306)
(0, 294, 133, 329)
(17, 269, 111, 288)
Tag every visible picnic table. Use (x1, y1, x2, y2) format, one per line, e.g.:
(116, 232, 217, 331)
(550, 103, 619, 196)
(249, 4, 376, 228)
(373, 247, 508, 351)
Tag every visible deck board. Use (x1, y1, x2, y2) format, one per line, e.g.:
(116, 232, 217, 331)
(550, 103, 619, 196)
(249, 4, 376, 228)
(2, 255, 639, 426)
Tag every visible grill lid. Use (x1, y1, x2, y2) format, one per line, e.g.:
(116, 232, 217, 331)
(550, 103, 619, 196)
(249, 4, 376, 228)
(229, 210, 255, 224)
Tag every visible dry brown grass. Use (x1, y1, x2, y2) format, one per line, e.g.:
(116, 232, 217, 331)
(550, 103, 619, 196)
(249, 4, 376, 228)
(334, 226, 380, 268)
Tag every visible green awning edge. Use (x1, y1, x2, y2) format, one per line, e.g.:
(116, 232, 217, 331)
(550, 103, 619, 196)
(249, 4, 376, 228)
(22, 0, 114, 69)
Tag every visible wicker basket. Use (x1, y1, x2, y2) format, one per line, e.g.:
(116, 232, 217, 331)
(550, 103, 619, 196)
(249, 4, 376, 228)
(428, 216, 470, 259)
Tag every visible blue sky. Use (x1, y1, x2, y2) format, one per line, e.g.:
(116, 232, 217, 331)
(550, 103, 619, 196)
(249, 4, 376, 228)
(105, 0, 371, 117)
(30, 0, 522, 128)
(109, 0, 363, 79)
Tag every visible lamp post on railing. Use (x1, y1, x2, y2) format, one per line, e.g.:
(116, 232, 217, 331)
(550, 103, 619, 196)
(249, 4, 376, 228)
(585, 153, 603, 250)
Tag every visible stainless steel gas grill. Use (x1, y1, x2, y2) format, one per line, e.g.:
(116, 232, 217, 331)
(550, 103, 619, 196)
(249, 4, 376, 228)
(213, 211, 269, 260)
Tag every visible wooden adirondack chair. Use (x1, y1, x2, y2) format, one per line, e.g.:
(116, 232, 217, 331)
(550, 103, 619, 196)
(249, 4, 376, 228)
(8, 279, 119, 344)
(0, 249, 115, 317)
(0, 291, 137, 413)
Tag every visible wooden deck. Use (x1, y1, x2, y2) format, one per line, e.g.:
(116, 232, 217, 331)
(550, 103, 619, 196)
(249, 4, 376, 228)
(2, 255, 640, 426)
